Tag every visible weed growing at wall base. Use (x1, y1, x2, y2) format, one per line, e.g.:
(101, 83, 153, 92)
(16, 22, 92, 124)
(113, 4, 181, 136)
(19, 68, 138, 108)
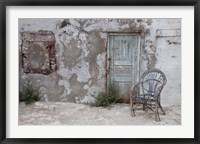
(19, 81, 40, 105)
(90, 84, 123, 107)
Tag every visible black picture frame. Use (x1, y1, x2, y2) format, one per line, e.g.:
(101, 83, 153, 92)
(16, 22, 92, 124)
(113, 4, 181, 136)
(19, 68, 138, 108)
(0, 0, 199, 144)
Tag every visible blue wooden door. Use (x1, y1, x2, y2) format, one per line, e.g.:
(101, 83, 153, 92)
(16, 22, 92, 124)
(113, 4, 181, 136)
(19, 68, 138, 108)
(109, 35, 139, 102)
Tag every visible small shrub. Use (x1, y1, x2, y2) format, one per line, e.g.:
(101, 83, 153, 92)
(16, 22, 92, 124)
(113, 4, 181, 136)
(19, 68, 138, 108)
(93, 92, 109, 107)
(107, 84, 121, 103)
(91, 84, 122, 107)
(19, 81, 40, 105)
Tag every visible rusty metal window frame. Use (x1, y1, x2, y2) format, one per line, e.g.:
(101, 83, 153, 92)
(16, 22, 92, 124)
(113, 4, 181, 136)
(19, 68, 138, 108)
(20, 31, 57, 75)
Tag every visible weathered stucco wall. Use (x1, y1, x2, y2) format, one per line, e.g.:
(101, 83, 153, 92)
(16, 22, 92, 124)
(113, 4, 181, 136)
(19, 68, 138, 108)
(19, 18, 181, 106)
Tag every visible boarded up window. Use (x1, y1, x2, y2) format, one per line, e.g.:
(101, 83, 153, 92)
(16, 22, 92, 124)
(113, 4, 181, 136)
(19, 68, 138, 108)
(21, 30, 56, 75)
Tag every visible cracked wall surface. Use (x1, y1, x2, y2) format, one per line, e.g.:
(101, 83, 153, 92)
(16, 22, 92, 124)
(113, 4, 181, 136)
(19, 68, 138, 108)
(19, 18, 181, 106)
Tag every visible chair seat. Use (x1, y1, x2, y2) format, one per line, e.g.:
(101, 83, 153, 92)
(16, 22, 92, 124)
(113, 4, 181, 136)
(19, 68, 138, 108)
(131, 95, 145, 102)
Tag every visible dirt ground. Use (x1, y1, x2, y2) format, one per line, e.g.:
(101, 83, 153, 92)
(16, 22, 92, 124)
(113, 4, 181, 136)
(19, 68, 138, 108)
(19, 102, 181, 125)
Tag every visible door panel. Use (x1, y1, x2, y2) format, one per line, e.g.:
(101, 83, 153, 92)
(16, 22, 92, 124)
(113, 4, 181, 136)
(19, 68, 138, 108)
(109, 35, 140, 102)
(114, 66, 132, 77)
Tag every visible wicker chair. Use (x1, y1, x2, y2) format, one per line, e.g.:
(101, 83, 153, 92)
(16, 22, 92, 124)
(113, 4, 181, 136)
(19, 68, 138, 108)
(130, 68, 167, 121)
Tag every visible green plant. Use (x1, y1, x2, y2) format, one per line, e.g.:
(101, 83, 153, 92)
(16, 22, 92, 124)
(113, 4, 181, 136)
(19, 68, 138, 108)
(107, 84, 121, 103)
(19, 81, 40, 105)
(93, 92, 109, 107)
(91, 84, 122, 107)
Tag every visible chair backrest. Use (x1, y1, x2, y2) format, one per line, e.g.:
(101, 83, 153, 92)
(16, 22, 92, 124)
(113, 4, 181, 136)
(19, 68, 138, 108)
(140, 68, 167, 97)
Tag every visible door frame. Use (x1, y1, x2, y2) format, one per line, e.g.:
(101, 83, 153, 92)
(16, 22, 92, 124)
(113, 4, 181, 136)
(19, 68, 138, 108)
(106, 32, 142, 93)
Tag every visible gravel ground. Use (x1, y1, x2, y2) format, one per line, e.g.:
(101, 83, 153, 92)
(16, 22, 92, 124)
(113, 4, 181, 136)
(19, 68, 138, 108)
(19, 102, 181, 125)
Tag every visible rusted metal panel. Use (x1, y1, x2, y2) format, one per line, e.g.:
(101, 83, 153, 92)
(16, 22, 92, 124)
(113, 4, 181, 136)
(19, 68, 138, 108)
(21, 30, 56, 75)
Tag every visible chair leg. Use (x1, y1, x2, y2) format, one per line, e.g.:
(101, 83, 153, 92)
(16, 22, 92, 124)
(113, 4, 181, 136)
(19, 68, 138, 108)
(131, 107, 136, 117)
(157, 109, 161, 121)
(143, 103, 145, 111)
(130, 100, 136, 117)
(155, 103, 161, 122)
(158, 102, 165, 115)
(155, 104, 158, 122)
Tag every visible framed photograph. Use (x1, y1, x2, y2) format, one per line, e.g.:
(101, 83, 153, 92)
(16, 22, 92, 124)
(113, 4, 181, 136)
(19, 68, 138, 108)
(0, 0, 199, 144)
